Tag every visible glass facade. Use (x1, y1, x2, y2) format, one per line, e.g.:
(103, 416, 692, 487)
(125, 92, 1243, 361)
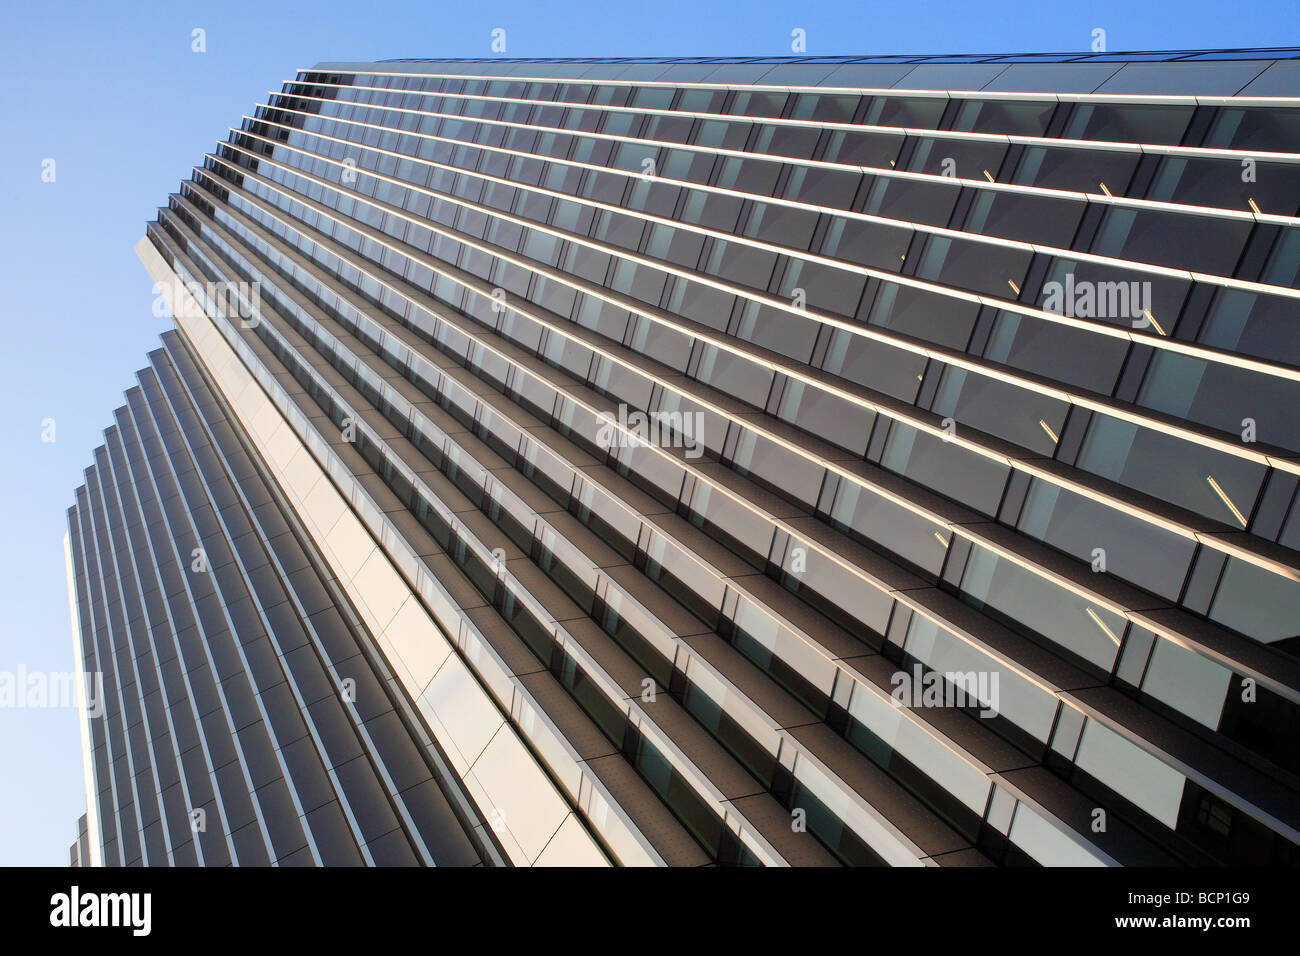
(69, 50, 1300, 866)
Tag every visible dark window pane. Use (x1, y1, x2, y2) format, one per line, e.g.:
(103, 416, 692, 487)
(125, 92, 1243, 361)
(953, 98, 1055, 136)
(1065, 104, 1194, 146)
(1092, 207, 1251, 276)
(1013, 146, 1140, 195)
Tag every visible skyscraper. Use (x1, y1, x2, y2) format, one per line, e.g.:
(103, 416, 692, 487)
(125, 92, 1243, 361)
(68, 50, 1300, 866)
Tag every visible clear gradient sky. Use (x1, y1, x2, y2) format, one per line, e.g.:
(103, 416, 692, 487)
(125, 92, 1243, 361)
(1, 0, 1296, 866)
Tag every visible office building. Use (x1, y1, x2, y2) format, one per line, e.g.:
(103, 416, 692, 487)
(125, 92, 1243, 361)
(68, 50, 1300, 865)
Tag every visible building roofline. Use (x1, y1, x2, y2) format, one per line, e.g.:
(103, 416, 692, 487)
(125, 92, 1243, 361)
(350, 48, 1300, 66)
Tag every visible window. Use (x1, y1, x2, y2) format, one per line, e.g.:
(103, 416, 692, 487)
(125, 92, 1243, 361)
(952, 98, 1055, 136)
(868, 281, 981, 351)
(880, 421, 1008, 515)
(822, 326, 926, 403)
(1013, 146, 1139, 196)
(861, 95, 945, 129)
(1092, 207, 1251, 276)
(862, 176, 959, 228)
(1065, 103, 1194, 146)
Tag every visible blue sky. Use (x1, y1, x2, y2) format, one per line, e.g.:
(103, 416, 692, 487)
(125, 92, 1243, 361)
(1, 0, 1296, 866)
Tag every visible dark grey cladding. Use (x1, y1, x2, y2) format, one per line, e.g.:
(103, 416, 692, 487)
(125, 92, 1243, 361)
(70, 50, 1300, 866)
